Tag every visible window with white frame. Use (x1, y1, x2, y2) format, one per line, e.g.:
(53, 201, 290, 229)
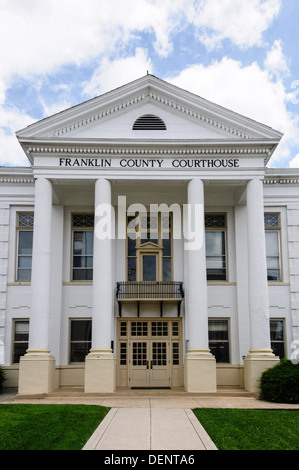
(208, 319, 230, 363)
(270, 319, 285, 358)
(16, 212, 34, 282)
(72, 214, 94, 281)
(69, 319, 92, 363)
(205, 214, 227, 281)
(12, 320, 29, 363)
(264, 213, 281, 281)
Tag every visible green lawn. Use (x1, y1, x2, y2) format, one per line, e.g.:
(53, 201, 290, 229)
(193, 408, 299, 450)
(0, 404, 110, 450)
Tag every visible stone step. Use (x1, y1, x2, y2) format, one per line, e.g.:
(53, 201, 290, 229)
(42, 386, 258, 399)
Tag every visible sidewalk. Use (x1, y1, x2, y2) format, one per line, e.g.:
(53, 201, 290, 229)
(82, 408, 217, 450)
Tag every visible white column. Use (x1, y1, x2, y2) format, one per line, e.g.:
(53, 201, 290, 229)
(244, 178, 279, 392)
(85, 178, 115, 392)
(187, 179, 209, 349)
(18, 177, 56, 395)
(184, 178, 216, 392)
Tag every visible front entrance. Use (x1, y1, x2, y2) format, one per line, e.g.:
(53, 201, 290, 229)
(130, 339, 169, 387)
(117, 319, 183, 388)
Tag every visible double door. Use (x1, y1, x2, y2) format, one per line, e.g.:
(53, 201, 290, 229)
(130, 339, 169, 388)
(117, 319, 182, 388)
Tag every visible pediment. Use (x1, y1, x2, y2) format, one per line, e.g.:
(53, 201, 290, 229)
(16, 74, 283, 144)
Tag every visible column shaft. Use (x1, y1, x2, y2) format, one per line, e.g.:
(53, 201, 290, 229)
(244, 177, 279, 393)
(187, 178, 209, 349)
(184, 178, 216, 392)
(29, 177, 53, 350)
(247, 178, 271, 350)
(92, 178, 113, 349)
(18, 177, 55, 395)
(84, 178, 115, 392)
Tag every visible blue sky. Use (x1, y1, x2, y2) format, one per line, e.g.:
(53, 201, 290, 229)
(1, 0, 299, 168)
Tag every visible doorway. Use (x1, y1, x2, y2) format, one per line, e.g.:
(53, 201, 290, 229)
(117, 319, 183, 388)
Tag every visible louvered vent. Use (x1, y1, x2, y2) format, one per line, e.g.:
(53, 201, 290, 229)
(133, 114, 166, 130)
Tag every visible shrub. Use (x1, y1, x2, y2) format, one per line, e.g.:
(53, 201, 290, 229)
(0, 366, 6, 394)
(260, 359, 299, 404)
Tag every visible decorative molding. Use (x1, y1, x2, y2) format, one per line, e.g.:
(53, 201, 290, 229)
(54, 94, 147, 137)
(0, 177, 34, 184)
(264, 178, 299, 185)
(26, 145, 271, 157)
(148, 92, 252, 139)
(53, 92, 254, 139)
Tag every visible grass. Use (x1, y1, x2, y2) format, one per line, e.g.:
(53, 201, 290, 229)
(193, 408, 299, 450)
(0, 404, 110, 450)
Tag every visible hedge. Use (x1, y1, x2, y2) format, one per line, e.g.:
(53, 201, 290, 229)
(260, 359, 299, 404)
(0, 367, 6, 394)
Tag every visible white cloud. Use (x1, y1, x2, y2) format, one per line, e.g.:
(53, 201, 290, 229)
(0, 105, 34, 166)
(289, 154, 299, 168)
(192, 0, 281, 48)
(165, 57, 299, 167)
(0, 0, 188, 85)
(83, 48, 153, 97)
(0, 0, 289, 166)
(0, 0, 281, 88)
(264, 40, 290, 77)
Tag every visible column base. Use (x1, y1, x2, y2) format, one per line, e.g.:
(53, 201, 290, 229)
(184, 348, 217, 393)
(18, 349, 56, 395)
(244, 348, 280, 393)
(84, 348, 116, 393)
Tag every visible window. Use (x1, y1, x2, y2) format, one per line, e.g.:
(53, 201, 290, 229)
(69, 319, 92, 363)
(205, 214, 227, 281)
(72, 214, 94, 281)
(12, 320, 29, 363)
(264, 213, 281, 281)
(270, 319, 285, 358)
(16, 212, 34, 281)
(208, 319, 230, 363)
(126, 213, 172, 281)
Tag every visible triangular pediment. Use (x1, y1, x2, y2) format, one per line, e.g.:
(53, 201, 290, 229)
(16, 75, 283, 144)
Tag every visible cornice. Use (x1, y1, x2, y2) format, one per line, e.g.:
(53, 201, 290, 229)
(264, 177, 299, 184)
(264, 168, 299, 184)
(0, 176, 34, 184)
(25, 143, 273, 161)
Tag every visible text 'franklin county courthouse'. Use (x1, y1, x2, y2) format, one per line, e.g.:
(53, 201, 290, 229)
(1, 75, 299, 395)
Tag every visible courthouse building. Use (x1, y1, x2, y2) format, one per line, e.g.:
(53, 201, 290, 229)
(0, 74, 299, 395)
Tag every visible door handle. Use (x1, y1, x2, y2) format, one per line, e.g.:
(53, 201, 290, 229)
(146, 361, 149, 369)
(150, 360, 153, 369)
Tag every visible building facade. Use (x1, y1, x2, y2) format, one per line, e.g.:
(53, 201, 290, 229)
(1, 75, 299, 395)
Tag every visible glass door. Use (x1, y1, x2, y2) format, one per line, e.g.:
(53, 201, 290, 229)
(129, 339, 170, 388)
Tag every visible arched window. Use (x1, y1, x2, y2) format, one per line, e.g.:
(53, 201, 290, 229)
(132, 114, 166, 130)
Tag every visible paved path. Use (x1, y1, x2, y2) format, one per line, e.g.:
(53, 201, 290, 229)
(82, 408, 217, 450)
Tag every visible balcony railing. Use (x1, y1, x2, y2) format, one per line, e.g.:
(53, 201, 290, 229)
(116, 281, 184, 300)
(116, 281, 184, 317)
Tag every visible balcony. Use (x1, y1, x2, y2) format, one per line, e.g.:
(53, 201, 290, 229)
(116, 281, 184, 317)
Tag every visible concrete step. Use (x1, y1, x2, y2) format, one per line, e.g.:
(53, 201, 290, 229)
(42, 386, 258, 399)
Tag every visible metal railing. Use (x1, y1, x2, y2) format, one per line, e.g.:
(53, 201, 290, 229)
(116, 281, 184, 300)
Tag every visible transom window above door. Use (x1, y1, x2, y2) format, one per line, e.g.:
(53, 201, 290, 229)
(127, 213, 172, 281)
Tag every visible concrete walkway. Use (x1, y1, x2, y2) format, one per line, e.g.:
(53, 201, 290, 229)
(82, 407, 217, 450)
